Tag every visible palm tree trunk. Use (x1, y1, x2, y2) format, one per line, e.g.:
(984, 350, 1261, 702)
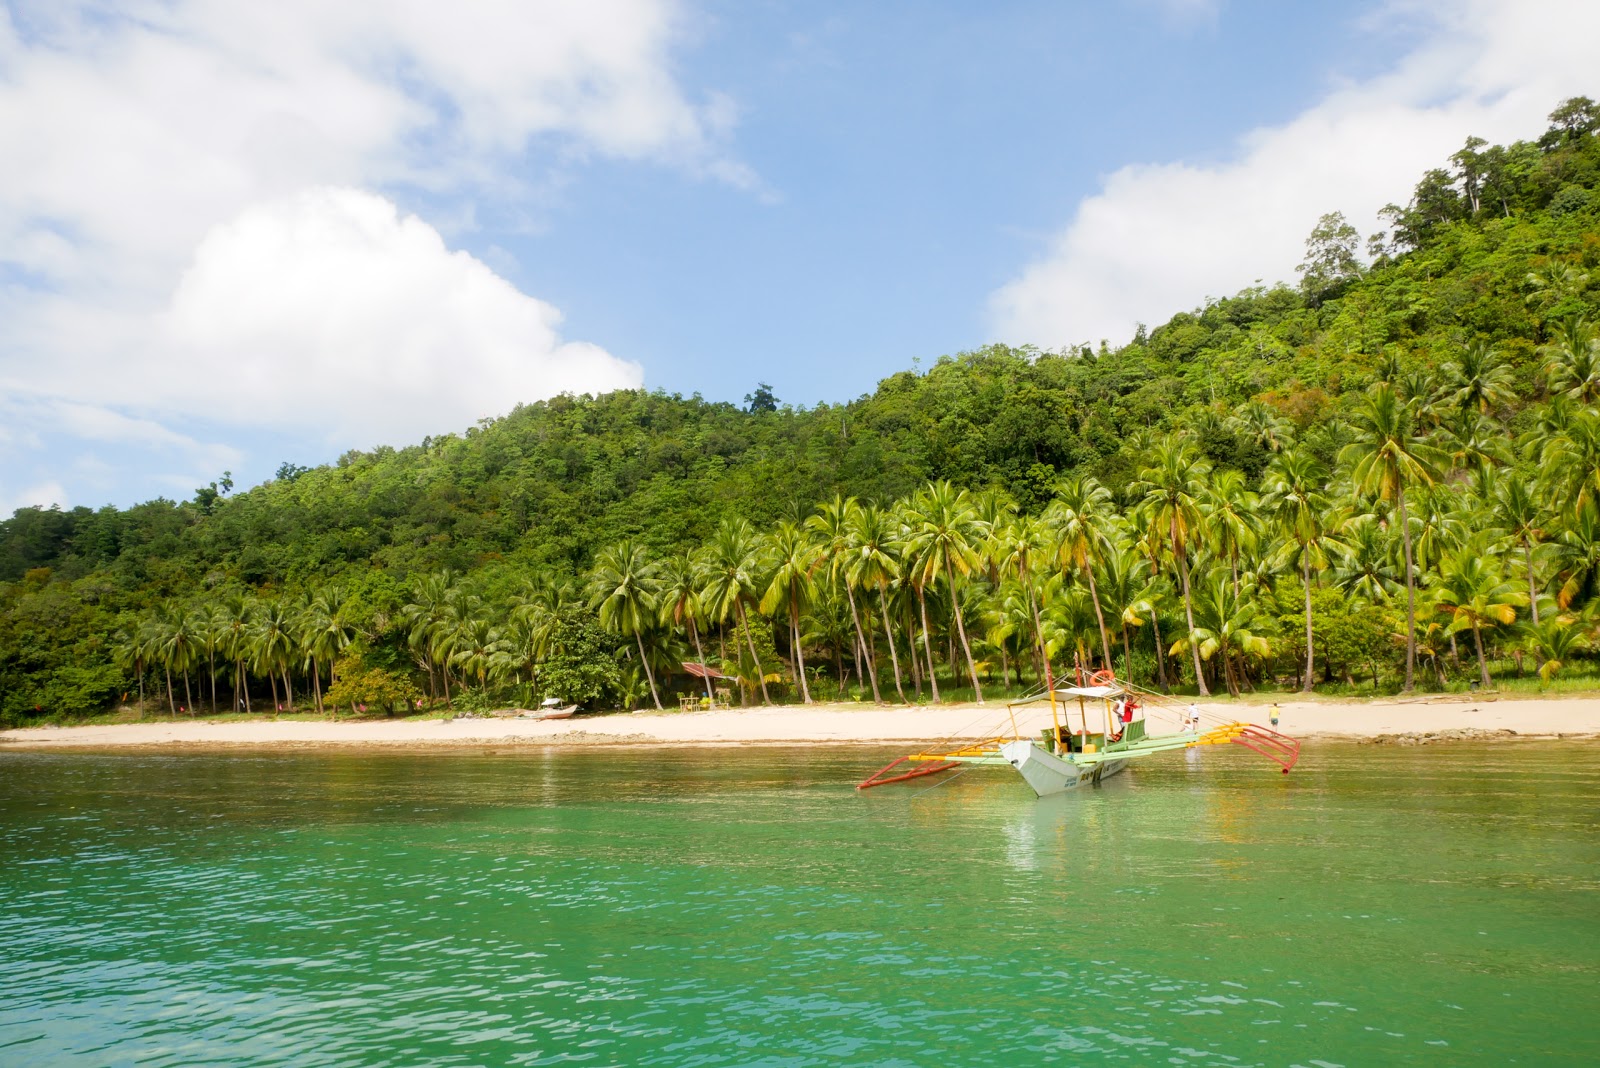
(1176, 537, 1209, 696)
(165, 665, 175, 715)
(877, 588, 906, 702)
(1151, 610, 1169, 690)
(1027, 583, 1053, 694)
(734, 601, 770, 704)
(1524, 540, 1540, 626)
(283, 668, 293, 711)
(1302, 551, 1315, 693)
(137, 657, 145, 712)
(843, 583, 881, 703)
(268, 670, 279, 718)
(908, 606, 923, 696)
(1397, 487, 1417, 691)
(1121, 623, 1133, 684)
(635, 630, 662, 709)
(790, 596, 812, 703)
(209, 651, 217, 713)
(1472, 622, 1492, 688)
(917, 585, 940, 702)
(689, 618, 714, 699)
(314, 661, 326, 718)
(1085, 564, 1114, 675)
(945, 557, 984, 703)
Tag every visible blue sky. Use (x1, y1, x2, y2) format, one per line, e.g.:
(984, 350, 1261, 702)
(0, 0, 1594, 513)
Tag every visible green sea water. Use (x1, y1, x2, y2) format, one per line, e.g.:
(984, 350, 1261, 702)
(1, 741, 1597, 1067)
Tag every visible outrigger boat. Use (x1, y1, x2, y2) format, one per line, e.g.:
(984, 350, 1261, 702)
(857, 675, 1300, 797)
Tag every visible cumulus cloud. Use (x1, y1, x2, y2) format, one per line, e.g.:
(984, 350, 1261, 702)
(990, 0, 1600, 349)
(146, 188, 642, 442)
(0, 0, 730, 501)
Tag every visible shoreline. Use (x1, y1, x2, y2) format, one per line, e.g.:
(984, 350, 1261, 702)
(4, 696, 1599, 752)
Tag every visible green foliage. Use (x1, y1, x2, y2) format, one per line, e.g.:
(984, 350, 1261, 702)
(537, 615, 625, 708)
(2, 101, 1599, 714)
(323, 657, 422, 717)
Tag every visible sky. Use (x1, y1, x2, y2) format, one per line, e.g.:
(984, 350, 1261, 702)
(1, 0, 1596, 514)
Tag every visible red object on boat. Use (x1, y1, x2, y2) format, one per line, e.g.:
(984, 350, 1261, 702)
(1228, 724, 1301, 773)
(856, 756, 961, 790)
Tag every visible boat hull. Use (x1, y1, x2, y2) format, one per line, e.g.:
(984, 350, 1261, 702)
(999, 740, 1129, 797)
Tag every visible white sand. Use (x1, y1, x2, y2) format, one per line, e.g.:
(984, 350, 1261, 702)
(2, 695, 1597, 750)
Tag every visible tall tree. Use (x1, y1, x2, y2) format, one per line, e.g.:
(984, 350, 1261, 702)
(1264, 448, 1345, 692)
(1132, 435, 1214, 695)
(760, 520, 818, 704)
(902, 481, 988, 702)
(1045, 474, 1116, 675)
(1340, 384, 1446, 691)
(588, 539, 664, 710)
(846, 504, 907, 703)
(806, 496, 879, 702)
(701, 518, 772, 705)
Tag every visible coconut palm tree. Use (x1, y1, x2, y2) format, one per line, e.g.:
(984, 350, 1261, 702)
(217, 593, 255, 713)
(1554, 500, 1600, 610)
(1097, 541, 1161, 684)
(1169, 574, 1273, 698)
(400, 570, 457, 706)
(1540, 408, 1600, 519)
(1263, 448, 1346, 692)
(1340, 383, 1446, 691)
(807, 496, 879, 702)
(1521, 615, 1590, 683)
(1045, 474, 1116, 675)
(301, 588, 354, 718)
(701, 518, 772, 704)
(249, 599, 296, 715)
(1331, 514, 1402, 603)
(992, 513, 1059, 693)
(846, 504, 910, 702)
(761, 520, 818, 704)
(1440, 338, 1515, 413)
(659, 553, 714, 700)
(902, 481, 988, 702)
(1495, 475, 1549, 625)
(588, 539, 664, 710)
(1132, 434, 1213, 695)
(1541, 315, 1600, 403)
(1431, 541, 1526, 688)
(450, 617, 511, 694)
(1201, 468, 1261, 596)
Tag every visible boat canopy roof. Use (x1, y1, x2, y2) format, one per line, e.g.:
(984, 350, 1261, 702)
(1007, 684, 1125, 706)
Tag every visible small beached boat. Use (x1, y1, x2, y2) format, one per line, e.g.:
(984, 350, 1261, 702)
(858, 677, 1300, 797)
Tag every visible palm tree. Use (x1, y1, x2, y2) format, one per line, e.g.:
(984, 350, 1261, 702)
(760, 520, 818, 704)
(1540, 408, 1600, 518)
(807, 496, 879, 702)
(400, 570, 456, 706)
(1522, 615, 1590, 683)
(992, 514, 1059, 694)
(249, 599, 295, 715)
(1340, 384, 1446, 691)
(659, 553, 714, 700)
(450, 617, 511, 694)
(1201, 468, 1261, 596)
(846, 505, 907, 702)
(1227, 400, 1293, 453)
(1495, 475, 1549, 625)
(1045, 474, 1116, 675)
(217, 593, 255, 713)
(301, 588, 354, 717)
(701, 518, 772, 704)
(588, 539, 664, 710)
(1132, 434, 1213, 695)
(1541, 316, 1600, 403)
(1264, 448, 1345, 692)
(1331, 515, 1401, 603)
(1554, 500, 1600, 610)
(1440, 338, 1515, 413)
(1431, 542, 1525, 688)
(902, 481, 987, 702)
(1097, 541, 1161, 684)
(1169, 574, 1273, 698)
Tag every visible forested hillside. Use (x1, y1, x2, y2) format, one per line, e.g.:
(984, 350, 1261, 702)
(4, 100, 1600, 724)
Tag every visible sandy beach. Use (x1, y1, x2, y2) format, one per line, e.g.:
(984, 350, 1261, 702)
(3, 695, 1598, 750)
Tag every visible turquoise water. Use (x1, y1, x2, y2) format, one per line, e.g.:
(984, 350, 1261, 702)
(1, 742, 1597, 1066)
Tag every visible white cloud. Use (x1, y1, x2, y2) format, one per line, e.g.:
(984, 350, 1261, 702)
(990, 0, 1600, 349)
(147, 188, 641, 443)
(0, 0, 730, 493)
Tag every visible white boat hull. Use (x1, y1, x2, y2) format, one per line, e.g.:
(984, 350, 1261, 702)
(999, 740, 1129, 797)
